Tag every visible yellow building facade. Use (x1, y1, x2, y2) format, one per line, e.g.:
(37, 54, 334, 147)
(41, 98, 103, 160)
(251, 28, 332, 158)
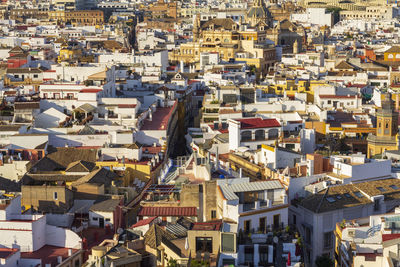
(384, 46, 400, 61)
(263, 79, 327, 103)
(367, 93, 399, 157)
(58, 43, 82, 63)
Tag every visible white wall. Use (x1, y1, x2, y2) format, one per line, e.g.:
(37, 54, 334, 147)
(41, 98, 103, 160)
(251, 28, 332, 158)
(0, 161, 29, 181)
(300, 129, 316, 154)
(101, 147, 141, 161)
(46, 224, 82, 248)
(89, 211, 114, 228)
(0, 250, 20, 267)
(228, 119, 240, 151)
(238, 207, 288, 231)
(49, 134, 110, 147)
(9, 135, 49, 149)
(135, 131, 166, 146)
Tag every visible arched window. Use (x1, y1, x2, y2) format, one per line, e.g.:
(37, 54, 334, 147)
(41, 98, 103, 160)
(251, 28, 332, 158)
(268, 129, 279, 139)
(389, 54, 394, 59)
(241, 131, 252, 141)
(255, 130, 265, 141)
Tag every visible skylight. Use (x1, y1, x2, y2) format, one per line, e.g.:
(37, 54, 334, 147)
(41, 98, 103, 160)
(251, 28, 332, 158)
(326, 197, 336, 203)
(344, 193, 351, 198)
(336, 195, 342, 200)
(354, 191, 363, 198)
(390, 185, 399, 190)
(377, 187, 386, 192)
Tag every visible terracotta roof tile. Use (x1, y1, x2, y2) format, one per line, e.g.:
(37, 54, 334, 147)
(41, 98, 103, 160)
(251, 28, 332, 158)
(237, 118, 280, 129)
(139, 206, 197, 217)
(131, 216, 157, 228)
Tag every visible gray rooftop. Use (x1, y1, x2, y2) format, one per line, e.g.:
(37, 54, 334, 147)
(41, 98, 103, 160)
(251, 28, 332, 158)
(220, 180, 283, 201)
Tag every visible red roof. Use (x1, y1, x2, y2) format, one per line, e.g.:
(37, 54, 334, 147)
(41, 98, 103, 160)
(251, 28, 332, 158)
(237, 118, 280, 129)
(192, 221, 222, 231)
(118, 104, 137, 108)
(138, 206, 197, 217)
(142, 146, 163, 154)
(382, 233, 400, 242)
(4, 91, 17, 95)
(80, 88, 102, 93)
(0, 248, 18, 259)
(21, 245, 79, 266)
(131, 216, 157, 228)
(140, 101, 177, 131)
(188, 80, 200, 85)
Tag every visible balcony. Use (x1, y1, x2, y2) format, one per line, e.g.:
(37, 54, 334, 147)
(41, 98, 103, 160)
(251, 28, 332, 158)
(239, 198, 287, 213)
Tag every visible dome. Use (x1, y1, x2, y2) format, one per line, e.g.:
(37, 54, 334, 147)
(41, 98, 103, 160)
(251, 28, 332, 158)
(247, 5, 271, 19)
(246, 0, 272, 25)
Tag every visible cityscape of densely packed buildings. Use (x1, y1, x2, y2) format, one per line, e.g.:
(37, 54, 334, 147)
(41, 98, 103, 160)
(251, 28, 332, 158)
(1, 0, 400, 266)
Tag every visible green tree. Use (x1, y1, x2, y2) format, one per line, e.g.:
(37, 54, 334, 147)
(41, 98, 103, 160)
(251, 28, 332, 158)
(315, 254, 334, 267)
(167, 258, 178, 267)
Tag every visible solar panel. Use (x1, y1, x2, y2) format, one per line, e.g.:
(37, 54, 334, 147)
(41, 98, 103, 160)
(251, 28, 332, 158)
(326, 197, 336, 203)
(354, 191, 363, 198)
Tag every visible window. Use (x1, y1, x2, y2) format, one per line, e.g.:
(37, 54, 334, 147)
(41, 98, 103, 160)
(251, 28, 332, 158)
(344, 193, 351, 198)
(259, 246, 268, 264)
(221, 233, 235, 252)
(244, 246, 254, 264)
(374, 199, 380, 211)
(259, 217, 266, 232)
(377, 187, 386, 192)
(273, 214, 280, 229)
(195, 237, 212, 253)
(53, 192, 58, 200)
(323, 232, 333, 249)
(33, 74, 38, 78)
(105, 218, 110, 222)
(304, 226, 311, 244)
(211, 210, 216, 219)
(244, 220, 251, 233)
(93, 217, 98, 221)
(390, 185, 399, 190)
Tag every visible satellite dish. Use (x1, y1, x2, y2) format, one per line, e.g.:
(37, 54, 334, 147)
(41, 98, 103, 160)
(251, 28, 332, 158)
(273, 236, 279, 244)
(117, 228, 123, 234)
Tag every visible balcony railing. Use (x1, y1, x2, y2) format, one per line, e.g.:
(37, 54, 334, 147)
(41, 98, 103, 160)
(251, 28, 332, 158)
(242, 203, 255, 212)
(240, 198, 287, 213)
